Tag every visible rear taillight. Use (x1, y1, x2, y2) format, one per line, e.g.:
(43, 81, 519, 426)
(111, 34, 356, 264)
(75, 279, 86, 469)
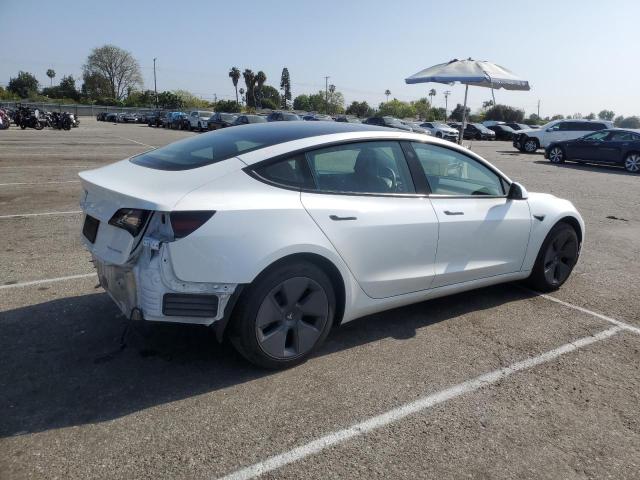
(108, 208, 150, 236)
(170, 211, 215, 239)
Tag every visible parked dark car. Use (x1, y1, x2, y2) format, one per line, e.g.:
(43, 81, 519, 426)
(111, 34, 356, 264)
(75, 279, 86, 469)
(105, 113, 118, 122)
(504, 122, 531, 131)
(146, 110, 165, 127)
(487, 124, 516, 140)
(303, 114, 334, 121)
(120, 112, 138, 123)
(363, 116, 412, 132)
(545, 129, 640, 173)
(207, 112, 238, 130)
(232, 114, 267, 126)
(266, 111, 301, 122)
(449, 122, 495, 140)
(96, 112, 108, 121)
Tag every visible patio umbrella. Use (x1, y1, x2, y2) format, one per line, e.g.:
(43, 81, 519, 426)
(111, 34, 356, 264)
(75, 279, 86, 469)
(405, 58, 530, 143)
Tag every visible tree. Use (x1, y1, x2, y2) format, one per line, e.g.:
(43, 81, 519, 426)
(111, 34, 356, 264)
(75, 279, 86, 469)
(598, 110, 615, 121)
(242, 69, 256, 108)
(81, 71, 112, 101)
(8, 71, 39, 98)
(526, 113, 541, 125)
(585, 112, 596, 120)
(83, 45, 142, 100)
(229, 67, 241, 105)
(157, 91, 183, 109)
(43, 74, 80, 100)
(482, 100, 494, 110)
(449, 103, 471, 121)
(614, 115, 625, 127)
(123, 89, 156, 107)
(345, 101, 374, 118)
(550, 114, 564, 121)
(260, 85, 281, 108)
(484, 104, 525, 122)
(46, 69, 56, 86)
(293, 94, 310, 111)
(173, 89, 210, 109)
(384, 89, 391, 103)
(255, 71, 267, 108)
(411, 98, 430, 120)
(377, 99, 416, 118)
(214, 99, 241, 113)
(428, 89, 436, 107)
(239, 87, 245, 105)
(619, 116, 640, 128)
(280, 67, 291, 109)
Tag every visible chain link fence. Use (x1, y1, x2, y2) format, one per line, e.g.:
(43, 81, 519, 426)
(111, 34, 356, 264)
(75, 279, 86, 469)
(0, 101, 159, 117)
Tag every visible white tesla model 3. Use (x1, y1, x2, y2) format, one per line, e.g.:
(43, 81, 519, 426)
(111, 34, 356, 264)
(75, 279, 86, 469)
(79, 122, 584, 368)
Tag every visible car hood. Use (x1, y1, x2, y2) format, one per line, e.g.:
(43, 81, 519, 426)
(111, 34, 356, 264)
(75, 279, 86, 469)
(514, 128, 537, 135)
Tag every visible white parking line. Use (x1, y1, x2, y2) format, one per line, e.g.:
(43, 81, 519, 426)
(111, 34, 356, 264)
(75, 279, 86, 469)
(113, 135, 155, 149)
(0, 180, 81, 186)
(0, 272, 97, 290)
(529, 290, 640, 335)
(217, 326, 624, 480)
(0, 210, 82, 219)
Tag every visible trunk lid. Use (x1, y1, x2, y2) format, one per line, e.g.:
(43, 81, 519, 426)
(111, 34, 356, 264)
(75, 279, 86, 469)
(79, 157, 244, 264)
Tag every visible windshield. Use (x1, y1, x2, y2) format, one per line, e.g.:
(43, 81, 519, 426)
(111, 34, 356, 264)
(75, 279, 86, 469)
(199, 111, 213, 117)
(220, 114, 237, 122)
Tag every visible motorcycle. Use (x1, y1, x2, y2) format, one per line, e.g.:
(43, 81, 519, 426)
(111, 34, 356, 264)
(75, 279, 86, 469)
(17, 107, 44, 130)
(0, 109, 9, 130)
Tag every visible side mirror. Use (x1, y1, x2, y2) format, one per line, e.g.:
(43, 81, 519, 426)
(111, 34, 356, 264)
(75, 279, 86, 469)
(507, 182, 528, 200)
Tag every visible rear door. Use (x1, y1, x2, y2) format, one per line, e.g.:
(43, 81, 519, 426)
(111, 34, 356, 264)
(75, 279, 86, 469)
(598, 130, 635, 162)
(299, 140, 440, 299)
(569, 131, 611, 160)
(409, 142, 531, 287)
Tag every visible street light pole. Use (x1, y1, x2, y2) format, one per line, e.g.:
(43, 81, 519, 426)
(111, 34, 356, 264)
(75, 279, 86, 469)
(444, 90, 451, 121)
(153, 57, 158, 108)
(324, 76, 330, 114)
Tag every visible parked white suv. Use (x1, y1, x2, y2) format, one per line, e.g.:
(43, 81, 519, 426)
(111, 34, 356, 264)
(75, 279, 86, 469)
(513, 119, 613, 153)
(188, 111, 214, 132)
(420, 122, 459, 141)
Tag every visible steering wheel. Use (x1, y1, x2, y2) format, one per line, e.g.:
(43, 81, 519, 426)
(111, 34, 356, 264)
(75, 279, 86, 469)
(378, 166, 397, 191)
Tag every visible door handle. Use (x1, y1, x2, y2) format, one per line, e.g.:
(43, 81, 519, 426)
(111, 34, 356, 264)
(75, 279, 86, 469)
(329, 215, 357, 221)
(443, 210, 464, 216)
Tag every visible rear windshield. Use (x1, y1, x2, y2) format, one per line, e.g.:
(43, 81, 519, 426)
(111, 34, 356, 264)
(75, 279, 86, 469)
(130, 124, 302, 170)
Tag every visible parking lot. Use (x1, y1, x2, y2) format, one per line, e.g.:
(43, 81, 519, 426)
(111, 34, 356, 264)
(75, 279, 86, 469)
(1, 119, 639, 479)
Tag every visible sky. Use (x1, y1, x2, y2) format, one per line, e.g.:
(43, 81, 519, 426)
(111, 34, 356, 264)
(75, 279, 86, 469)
(1, 0, 639, 118)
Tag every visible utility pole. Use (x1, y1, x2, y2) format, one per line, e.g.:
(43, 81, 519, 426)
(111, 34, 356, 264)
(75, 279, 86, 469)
(537, 99, 540, 118)
(444, 90, 451, 121)
(324, 76, 330, 114)
(153, 58, 158, 108)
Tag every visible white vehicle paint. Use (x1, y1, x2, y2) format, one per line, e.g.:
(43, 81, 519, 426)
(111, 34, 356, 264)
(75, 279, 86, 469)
(514, 119, 614, 152)
(419, 122, 459, 141)
(188, 110, 214, 131)
(79, 122, 585, 367)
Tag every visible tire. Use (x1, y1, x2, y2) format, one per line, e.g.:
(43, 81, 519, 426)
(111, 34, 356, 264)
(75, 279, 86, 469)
(475, 133, 482, 140)
(523, 137, 539, 153)
(436, 132, 442, 138)
(624, 152, 640, 173)
(20, 123, 26, 130)
(527, 222, 579, 292)
(229, 260, 336, 369)
(548, 146, 565, 163)
(34, 121, 44, 131)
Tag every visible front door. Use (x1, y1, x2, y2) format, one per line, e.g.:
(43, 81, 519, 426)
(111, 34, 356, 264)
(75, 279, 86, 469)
(568, 130, 610, 160)
(409, 141, 531, 288)
(300, 140, 439, 299)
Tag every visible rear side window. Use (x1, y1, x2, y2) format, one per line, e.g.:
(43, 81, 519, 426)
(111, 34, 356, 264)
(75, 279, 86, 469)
(253, 155, 313, 189)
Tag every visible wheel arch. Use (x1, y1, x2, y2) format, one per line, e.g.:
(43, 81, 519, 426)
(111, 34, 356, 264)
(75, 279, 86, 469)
(216, 251, 347, 342)
(556, 215, 583, 245)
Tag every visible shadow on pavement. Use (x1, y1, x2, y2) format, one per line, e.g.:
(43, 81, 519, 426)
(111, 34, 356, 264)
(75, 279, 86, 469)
(0, 284, 533, 438)
(533, 160, 634, 176)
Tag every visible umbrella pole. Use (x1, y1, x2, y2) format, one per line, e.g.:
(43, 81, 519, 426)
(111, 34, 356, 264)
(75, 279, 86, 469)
(459, 84, 469, 145)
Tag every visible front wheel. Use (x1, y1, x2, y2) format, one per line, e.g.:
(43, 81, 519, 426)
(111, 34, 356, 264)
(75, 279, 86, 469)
(523, 137, 539, 153)
(527, 222, 579, 292)
(624, 152, 640, 173)
(230, 261, 335, 369)
(548, 146, 565, 163)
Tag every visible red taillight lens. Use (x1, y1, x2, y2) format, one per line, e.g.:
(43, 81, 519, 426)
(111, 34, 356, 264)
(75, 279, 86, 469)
(108, 208, 150, 236)
(170, 211, 215, 239)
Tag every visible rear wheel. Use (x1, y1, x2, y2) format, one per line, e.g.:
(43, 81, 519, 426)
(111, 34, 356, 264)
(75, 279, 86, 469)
(548, 146, 565, 163)
(523, 137, 539, 153)
(436, 132, 442, 138)
(527, 222, 579, 292)
(230, 261, 335, 369)
(624, 153, 640, 173)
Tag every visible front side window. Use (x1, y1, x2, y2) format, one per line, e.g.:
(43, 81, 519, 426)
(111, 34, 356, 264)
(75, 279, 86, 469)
(411, 143, 504, 196)
(306, 141, 415, 194)
(610, 131, 638, 141)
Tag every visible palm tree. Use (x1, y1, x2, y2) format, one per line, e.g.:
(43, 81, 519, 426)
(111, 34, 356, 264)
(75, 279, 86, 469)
(239, 88, 245, 106)
(428, 88, 436, 106)
(255, 71, 267, 108)
(228, 67, 240, 105)
(46, 69, 56, 86)
(242, 69, 256, 108)
(384, 89, 391, 103)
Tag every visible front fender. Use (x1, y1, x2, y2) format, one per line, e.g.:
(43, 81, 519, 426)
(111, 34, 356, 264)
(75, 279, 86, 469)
(521, 192, 585, 271)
